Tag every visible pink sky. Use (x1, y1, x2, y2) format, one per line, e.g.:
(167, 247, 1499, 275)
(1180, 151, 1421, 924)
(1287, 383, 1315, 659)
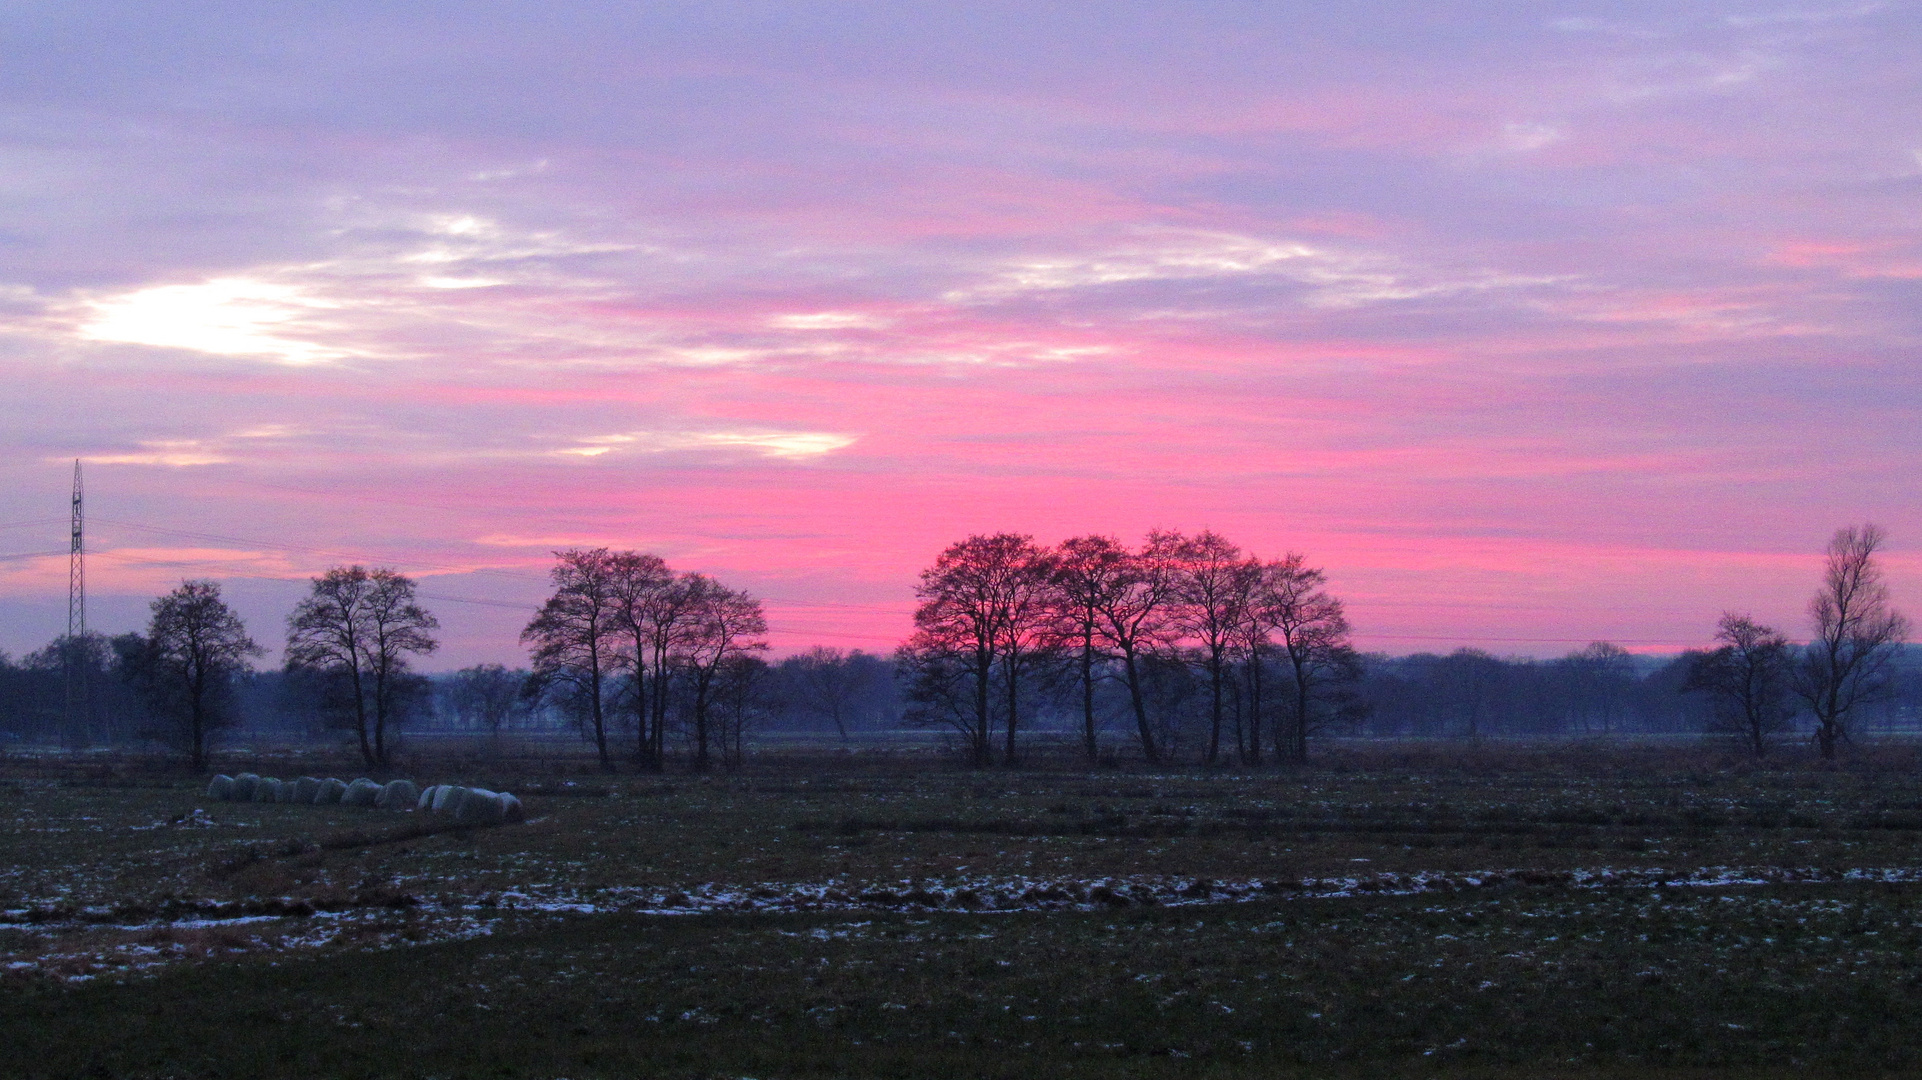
(0, 3, 1916, 666)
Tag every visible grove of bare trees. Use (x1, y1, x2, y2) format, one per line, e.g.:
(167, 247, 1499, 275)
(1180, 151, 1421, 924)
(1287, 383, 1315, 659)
(898, 530, 1360, 766)
(522, 548, 767, 772)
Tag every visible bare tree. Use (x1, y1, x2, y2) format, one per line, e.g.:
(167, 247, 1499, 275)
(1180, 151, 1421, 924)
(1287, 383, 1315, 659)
(1685, 613, 1793, 757)
(789, 647, 872, 741)
(712, 654, 769, 770)
(993, 537, 1055, 764)
(362, 569, 439, 765)
(144, 580, 262, 772)
(679, 576, 768, 771)
(1050, 536, 1132, 761)
(1090, 531, 1183, 764)
(444, 662, 530, 758)
(289, 565, 438, 768)
(904, 534, 1040, 766)
(1419, 648, 1505, 741)
(1254, 554, 1361, 765)
(1559, 642, 1635, 735)
(522, 549, 623, 771)
(1796, 524, 1910, 760)
(1170, 531, 1251, 764)
(617, 558, 697, 772)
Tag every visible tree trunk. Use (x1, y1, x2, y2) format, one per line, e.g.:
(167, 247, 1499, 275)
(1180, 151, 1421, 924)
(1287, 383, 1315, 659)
(1004, 653, 1020, 766)
(1122, 649, 1158, 764)
(188, 664, 207, 774)
(1246, 655, 1263, 766)
(1206, 648, 1224, 764)
(1080, 634, 1097, 761)
(349, 664, 373, 768)
(973, 645, 993, 768)
(588, 663, 611, 772)
(692, 673, 712, 772)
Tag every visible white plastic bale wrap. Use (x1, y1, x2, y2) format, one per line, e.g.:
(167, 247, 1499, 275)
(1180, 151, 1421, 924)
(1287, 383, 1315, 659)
(416, 785, 441, 810)
(314, 778, 348, 804)
(254, 778, 283, 802)
(342, 778, 383, 807)
(500, 792, 525, 824)
(292, 777, 322, 803)
(277, 781, 299, 803)
(453, 788, 506, 826)
(231, 773, 259, 801)
(205, 775, 235, 800)
(431, 785, 466, 813)
(376, 779, 420, 810)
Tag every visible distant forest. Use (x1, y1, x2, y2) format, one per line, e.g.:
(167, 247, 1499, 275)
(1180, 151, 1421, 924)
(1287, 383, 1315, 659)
(6, 638, 1920, 755)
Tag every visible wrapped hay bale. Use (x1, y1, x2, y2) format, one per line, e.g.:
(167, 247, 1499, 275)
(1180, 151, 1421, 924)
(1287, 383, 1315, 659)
(416, 785, 442, 810)
(342, 778, 383, 807)
(231, 773, 260, 801)
(277, 780, 300, 803)
(254, 777, 283, 802)
(205, 774, 235, 801)
(453, 788, 506, 826)
(376, 779, 420, 811)
(430, 785, 466, 813)
(292, 777, 322, 803)
(500, 792, 525, 824)
(314, 778, 348, 805)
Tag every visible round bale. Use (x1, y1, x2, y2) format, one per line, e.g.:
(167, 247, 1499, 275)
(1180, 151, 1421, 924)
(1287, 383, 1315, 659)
(205, 774, 235, 801)
(292, 777, 322, 803)
(416, 785, 441, 810)
(314, 778, 348, 805)
(500, 792, 525, 824)
(277, 780, 300, 803)
(342, 778, 383, 807)
(454, 788, 506, 826)
(431, 785, 467, 813)
(376, 779, 420, 811)
(231, 773, 260, 801)
(254, 777, 283, 802)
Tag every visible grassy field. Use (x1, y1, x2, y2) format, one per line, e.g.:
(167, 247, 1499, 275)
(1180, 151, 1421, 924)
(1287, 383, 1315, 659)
(6, 743, 1922, 1077)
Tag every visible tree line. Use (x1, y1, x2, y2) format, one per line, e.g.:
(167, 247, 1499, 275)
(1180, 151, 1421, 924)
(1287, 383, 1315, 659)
(0, 525, 1908, 768)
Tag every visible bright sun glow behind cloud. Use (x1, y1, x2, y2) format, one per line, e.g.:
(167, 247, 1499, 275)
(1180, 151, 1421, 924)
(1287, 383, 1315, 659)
(556, 430, 859, 460)
(78, 278, 344, 364)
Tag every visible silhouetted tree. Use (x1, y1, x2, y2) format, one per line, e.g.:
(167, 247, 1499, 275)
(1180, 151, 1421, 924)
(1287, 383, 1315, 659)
(788, 647, 874, 741)
(712, 654, 770, 770)
(444, 663, 531, 755)
(1049, 536, 1132, 761)
(1434, 648, 1504, 740)
(679, 576, 768, 771)
(135, 581, 261, 771)
(1685, 613, 1793, 756)
(1170, 531, 1253, 764)
(288, 565, 438, 768)
(1091, 531, 1183, 764)
(613, 553, 691, 771)
(1256, 553, 1361, 764)
(1796, 525, 1910, 760)
(523, 549, 623, 770)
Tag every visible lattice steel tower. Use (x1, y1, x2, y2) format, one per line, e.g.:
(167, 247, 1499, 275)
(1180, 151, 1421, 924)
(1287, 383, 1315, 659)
(64, 459, 86, 747)
(68, 459, 83, 641)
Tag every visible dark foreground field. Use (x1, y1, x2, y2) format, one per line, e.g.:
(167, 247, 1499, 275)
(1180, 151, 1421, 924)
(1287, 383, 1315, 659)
(7, 743, 1922, 1078)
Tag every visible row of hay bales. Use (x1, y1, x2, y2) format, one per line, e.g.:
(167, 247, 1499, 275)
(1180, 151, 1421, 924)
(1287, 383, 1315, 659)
(416, 784, 525, 826)
(205, 773, 523, 826)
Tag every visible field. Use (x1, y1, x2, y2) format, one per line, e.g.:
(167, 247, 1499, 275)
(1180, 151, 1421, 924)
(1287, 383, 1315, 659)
(8, 742, 1922, 1078)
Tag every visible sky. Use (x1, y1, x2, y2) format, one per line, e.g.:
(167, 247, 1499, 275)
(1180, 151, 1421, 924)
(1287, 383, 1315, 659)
(0, 1, 1917, 668)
